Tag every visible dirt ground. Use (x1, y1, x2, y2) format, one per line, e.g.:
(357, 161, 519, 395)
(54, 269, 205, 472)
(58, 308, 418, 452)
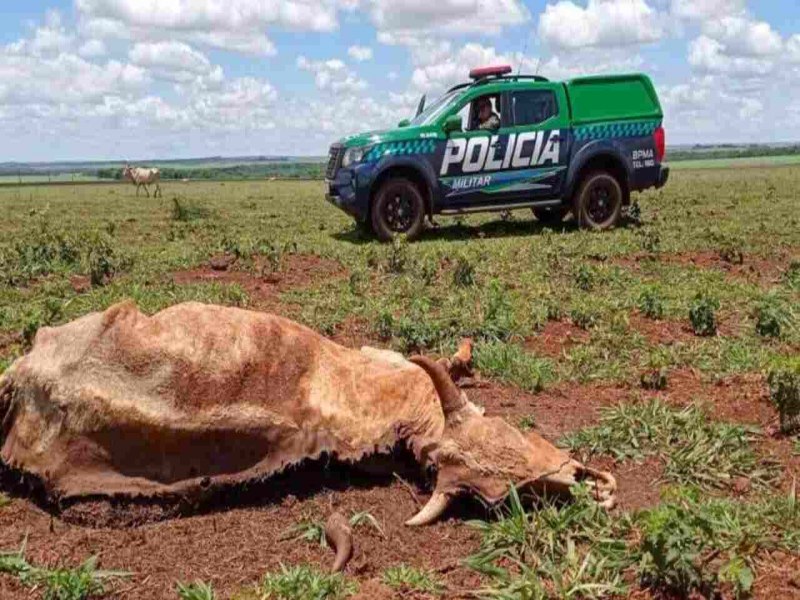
(613, 249, 798, 288)
(1, 258, 797, 600)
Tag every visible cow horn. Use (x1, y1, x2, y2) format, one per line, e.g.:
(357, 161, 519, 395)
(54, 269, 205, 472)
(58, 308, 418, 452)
(324, 512, 353, 573)
(409, 355, 465, 416)
(405, 491, 451, 527)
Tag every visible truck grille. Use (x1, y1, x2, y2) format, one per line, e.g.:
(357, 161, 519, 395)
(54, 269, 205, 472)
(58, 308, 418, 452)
(326, 144, 344, 180)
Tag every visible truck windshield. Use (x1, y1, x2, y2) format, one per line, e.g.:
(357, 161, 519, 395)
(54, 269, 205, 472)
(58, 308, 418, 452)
(409, 90, 463, 126)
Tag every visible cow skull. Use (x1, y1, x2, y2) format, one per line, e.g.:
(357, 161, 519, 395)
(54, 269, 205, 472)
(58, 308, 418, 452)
(405, 356, 616, 525)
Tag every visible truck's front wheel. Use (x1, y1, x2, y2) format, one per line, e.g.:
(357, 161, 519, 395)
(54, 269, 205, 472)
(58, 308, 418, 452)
(371, 178, 425, 242)
(574, 172, 623, 231)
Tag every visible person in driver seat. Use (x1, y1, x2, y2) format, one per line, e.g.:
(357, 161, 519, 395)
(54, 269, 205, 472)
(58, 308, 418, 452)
(476, 96, 500, 130)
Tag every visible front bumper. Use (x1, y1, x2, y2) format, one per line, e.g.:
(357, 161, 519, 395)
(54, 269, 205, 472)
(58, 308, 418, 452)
(325, 167, 369, 221)
(656, 164, 670, 189)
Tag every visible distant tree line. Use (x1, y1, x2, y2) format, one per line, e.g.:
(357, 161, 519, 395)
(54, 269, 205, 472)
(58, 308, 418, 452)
(97, 163, 325, 181)
(669, 145, 800, 162)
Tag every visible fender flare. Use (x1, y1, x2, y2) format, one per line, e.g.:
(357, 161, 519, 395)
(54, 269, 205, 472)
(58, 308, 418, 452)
(368, 156, 440, 217)
(564, 139, 633, 201)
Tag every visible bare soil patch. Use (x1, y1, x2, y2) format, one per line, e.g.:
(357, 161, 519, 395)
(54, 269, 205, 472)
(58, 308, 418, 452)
(646, 369, 774, 427)
(0, 467, 483, 600)
(524, 321, 590, 358)
(627, 313, 695, 345)
(171, 253, 346, 316)
(614, 250, 797, 287)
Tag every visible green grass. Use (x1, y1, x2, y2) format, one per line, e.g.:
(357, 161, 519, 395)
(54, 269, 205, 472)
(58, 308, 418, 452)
(0, 543, 129, 600)
(563, 400, 778, 490)
(260, 565, 356, 599)
(469, 485, 800, 599)
(382, 565, 444, 595)
(177, 580, 216, 600)
(671, 154, 800, 170)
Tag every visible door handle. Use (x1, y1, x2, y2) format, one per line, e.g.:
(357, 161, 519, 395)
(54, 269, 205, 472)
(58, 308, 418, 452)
(550, 135, 563, 142)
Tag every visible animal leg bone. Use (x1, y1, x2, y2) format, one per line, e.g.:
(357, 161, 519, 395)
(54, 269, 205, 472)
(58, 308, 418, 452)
(324, 512, 353, 573)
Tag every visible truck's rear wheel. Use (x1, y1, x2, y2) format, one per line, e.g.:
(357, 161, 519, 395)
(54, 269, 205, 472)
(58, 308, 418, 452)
(574, 172, 623, 231)
(371, 178, 425, 242)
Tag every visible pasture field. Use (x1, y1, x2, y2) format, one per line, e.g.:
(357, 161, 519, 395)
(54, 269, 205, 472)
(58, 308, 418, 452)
(0, 166, 799, 599)
(670, 154, 800, 170)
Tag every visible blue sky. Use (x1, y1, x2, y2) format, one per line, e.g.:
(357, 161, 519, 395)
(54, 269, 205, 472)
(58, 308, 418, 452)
(1, 0, 799, 161)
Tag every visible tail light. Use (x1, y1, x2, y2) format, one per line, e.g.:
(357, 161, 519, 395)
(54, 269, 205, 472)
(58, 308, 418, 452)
(654, 126, 666, 162)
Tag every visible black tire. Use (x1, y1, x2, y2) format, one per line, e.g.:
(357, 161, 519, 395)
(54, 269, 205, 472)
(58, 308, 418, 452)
(574, 172, 623, 231)
(371, 178, 426, 242)
(533, 206, 568, 225)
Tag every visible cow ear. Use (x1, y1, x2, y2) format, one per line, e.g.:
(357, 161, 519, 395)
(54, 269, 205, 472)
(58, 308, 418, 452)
(409, 355, 465, 416)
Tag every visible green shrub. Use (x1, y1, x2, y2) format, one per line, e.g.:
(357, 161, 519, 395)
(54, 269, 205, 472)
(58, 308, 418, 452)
(171, 197, 210, 222)
(574, 264, 594, 291)
(754, 296, 791, 339)
(768, 360, 800, 434)
(640, 368, 668, 390)
(386, 238, 410, 274)
(638, 227, 661, 254)
(570, 306, 597, 330)
(452, 255, 476, 287)
(638, 287, 665, 320)
(85, 232, 131, 286)
(783, 261, 800, 289)
(689, 294, 719, 337)
(479, 280, 516, 339)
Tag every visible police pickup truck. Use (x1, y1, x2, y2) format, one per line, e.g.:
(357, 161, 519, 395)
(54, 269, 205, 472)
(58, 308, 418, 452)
(325, 65, 669, 241)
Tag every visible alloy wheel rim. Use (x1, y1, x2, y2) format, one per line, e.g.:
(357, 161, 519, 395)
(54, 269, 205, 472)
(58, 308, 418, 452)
(587, 182, 616, 224)
(385, 193, 415, 232)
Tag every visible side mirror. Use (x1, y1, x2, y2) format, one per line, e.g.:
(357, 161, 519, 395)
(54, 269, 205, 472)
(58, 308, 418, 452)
(397, 119, 410, 128)
(443, 115, 462, 134)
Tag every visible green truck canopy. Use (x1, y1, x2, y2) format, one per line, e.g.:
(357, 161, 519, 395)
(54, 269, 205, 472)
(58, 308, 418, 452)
(566, 74, 663, 125)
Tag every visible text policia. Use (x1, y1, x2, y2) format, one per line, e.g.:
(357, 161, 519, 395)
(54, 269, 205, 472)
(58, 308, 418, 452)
(440, 129, 561, 176)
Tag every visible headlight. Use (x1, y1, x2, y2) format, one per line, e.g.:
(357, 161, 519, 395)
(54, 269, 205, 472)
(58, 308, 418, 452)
(342, 145, 370, 168)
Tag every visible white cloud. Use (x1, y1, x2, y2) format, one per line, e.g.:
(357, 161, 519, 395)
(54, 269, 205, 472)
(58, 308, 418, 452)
(78, 39, 107, 58)
(670, 0, 745, 21)
(703, 16, 782, 57)
(365, 0, 528, 39)
(7, 10, 74, 56)
(347, 45, 373, 61)
(297, 56, 367, 93)
(76, 0, 342, 55)
(789, 35, 800, 63)
(129, 41, 212, 80)
(538, 0, 664, 49)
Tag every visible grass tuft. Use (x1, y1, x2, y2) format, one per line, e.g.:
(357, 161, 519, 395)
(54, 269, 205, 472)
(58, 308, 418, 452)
(261, 564, 356, 599)
(382, 565, 444, 596)
(564, 399, 778, 490)
(177, 580, 216, 600)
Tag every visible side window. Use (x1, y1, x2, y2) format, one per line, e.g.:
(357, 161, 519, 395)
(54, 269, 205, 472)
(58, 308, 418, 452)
(511, 90, 557, 127)
(458, 94, 501, 131)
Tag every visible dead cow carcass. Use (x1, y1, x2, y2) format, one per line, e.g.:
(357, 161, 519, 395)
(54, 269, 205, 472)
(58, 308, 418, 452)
(0, 301, 616, 524)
